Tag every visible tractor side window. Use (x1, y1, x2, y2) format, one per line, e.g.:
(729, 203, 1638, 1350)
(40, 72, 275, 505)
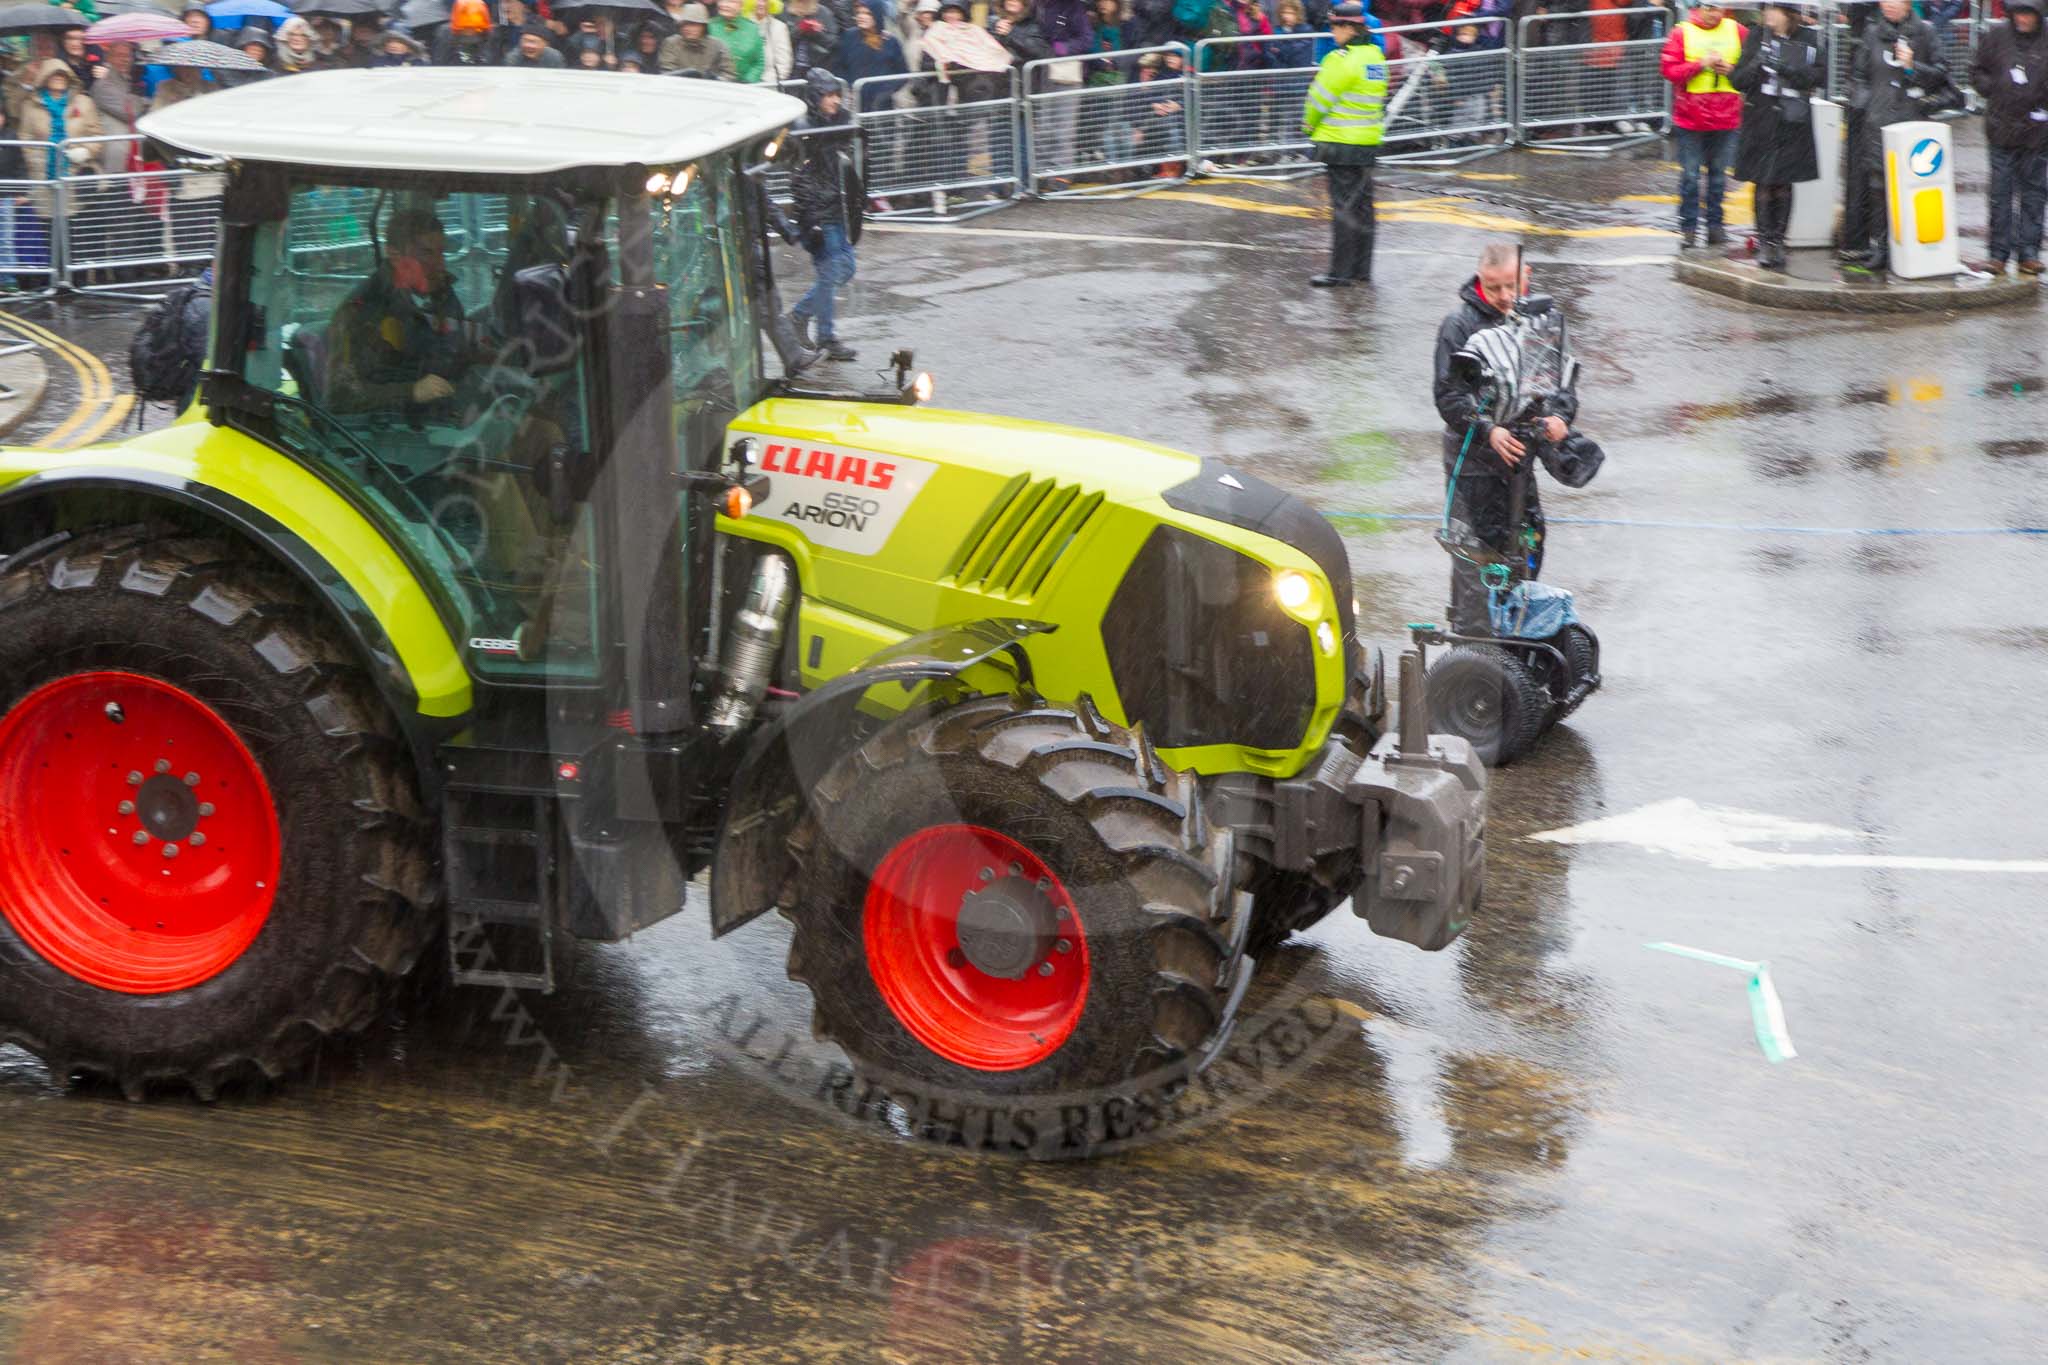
(640, 153, 763, 452)
(240, 184, 608, 682)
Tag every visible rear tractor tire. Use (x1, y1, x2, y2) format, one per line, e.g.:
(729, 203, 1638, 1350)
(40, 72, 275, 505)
(782, 694, 1249, 1154)
(1426, 643, 1548, 767)
(0, 529, 436, 1099)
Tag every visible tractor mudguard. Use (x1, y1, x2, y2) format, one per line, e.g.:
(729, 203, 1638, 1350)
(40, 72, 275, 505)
(0, 465, 471, 770)
(709, 618, 1051, 938)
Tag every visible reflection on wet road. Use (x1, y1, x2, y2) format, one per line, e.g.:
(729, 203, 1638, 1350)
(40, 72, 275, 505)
(5, 131, 2048, 1362)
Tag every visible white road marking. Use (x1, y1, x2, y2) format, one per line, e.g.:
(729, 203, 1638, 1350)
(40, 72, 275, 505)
(1531, 797, 2048, 874)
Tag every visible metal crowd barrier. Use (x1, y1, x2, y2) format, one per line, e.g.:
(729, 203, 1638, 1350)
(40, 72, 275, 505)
(1376, 18, 1519, 167)
(853, 68, 1021, 222)
(760, 79, 816, 207)
(1190, 32, 1323, 176)
(1516, 7, 1671, 155)
(1021, 45, 1192, 198)
(0, 140, 60, 299)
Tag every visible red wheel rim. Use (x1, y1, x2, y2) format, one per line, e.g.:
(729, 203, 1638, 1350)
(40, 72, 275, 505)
(0, 671, 282, 995)
(863, 824, 1090, 1072)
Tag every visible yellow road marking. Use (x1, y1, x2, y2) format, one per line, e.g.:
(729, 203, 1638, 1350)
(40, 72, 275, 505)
(1162, 183, 1744, 237)
(69, 392, 134, 447)
(0, 305, 122, 450)
(1159, 189, 1324, 218)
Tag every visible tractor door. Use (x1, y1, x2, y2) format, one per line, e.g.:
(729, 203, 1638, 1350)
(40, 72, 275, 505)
(229, 179, 612, 683)
(642, 150, 766, 442)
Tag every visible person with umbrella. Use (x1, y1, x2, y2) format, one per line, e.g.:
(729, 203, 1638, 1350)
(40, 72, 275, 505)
(57, 25, 98, 85)
(18, 59, 104, 271)
(89, 38, 146, 139)
(1, 10, 84, 120)
(340, 14, 385, 67)
(623, 20, 663, 72)
(148, 56, 208, 109)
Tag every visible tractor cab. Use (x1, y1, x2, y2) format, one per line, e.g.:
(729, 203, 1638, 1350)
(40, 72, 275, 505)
(149, 70, 850, 691)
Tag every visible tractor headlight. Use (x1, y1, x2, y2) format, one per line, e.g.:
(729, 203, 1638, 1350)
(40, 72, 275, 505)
(1316, 620, 1338, 657)
(1273, 570, 1317, 621)
(910, 371, 934, 404)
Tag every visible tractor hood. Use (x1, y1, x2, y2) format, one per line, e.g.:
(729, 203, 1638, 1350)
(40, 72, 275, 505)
(734, 399, 1205, 506)
(724, 399, 1359, 775)
(726, 396, 1355, 648)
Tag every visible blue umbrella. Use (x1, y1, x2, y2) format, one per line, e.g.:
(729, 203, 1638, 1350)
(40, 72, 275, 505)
(205, 0, 293, 22)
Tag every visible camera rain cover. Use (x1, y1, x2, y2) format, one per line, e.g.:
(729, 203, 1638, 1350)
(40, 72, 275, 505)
(1455, 304, 1577, 428)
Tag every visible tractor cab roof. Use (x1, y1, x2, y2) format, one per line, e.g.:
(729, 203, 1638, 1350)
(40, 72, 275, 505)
(137, 69, 805, 178)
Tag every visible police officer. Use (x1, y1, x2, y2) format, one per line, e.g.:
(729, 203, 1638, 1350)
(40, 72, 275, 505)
(1303, 0, 1387, 288)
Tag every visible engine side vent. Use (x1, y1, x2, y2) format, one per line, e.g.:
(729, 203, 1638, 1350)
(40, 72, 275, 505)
(947, 478, 1102, 599)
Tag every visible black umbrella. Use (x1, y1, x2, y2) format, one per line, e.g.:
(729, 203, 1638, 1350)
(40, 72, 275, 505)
(149, 36, 268, 67)
(0, 4, 90, 34)
(397, 0, 447, 28)
(553, 0, 665, 18)
(291, 0, 385, 17)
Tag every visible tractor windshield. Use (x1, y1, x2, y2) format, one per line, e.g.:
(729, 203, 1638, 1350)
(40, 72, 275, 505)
(622, 150, 765, 457)
(238, 182, 607, 682)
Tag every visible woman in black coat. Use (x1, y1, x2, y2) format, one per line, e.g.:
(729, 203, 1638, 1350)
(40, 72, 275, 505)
(1730, 1, 1822, 271)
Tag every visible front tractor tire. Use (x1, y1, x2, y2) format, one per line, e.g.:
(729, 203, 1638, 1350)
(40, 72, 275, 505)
(783, 695, 1249, 1150)
(0, 529, 435, 1099)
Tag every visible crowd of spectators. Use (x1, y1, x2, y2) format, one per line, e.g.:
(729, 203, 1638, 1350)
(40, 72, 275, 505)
(0, 1, 2028, 279)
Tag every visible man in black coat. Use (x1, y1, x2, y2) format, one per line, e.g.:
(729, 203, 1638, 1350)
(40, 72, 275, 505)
(788, 69, 860, 363)
(1970, 0, 2048, 275)
(1842, 0, 1945, 272)
(1433, 242, 1575, 635)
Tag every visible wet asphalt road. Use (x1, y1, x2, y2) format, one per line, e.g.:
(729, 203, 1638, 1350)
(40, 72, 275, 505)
(5, 132, 2048, 1363)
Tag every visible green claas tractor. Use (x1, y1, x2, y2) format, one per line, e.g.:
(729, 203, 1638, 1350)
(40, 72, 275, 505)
(0, 71, 1484, 1136)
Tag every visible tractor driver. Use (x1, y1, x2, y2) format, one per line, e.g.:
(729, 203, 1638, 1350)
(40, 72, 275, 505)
(324, 206, 483, 419)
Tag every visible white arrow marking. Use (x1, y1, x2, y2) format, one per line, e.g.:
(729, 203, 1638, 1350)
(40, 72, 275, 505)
(1529, 797, 2048, 874)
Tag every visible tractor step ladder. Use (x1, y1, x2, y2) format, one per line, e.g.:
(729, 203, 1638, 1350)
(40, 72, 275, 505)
(441, 767, 564, 995)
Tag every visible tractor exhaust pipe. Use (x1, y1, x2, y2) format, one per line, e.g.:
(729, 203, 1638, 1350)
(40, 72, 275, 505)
(707, 555, 792, 736)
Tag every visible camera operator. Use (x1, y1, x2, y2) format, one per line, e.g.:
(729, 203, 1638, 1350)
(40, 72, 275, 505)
(1432, 239, 1574, 636)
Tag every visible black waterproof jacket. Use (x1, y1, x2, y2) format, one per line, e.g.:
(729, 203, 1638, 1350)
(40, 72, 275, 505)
(1731, 26, 1823, 185)
(1433, 277, 1578, 477)
(1971, 13, 2048, 151)
(1850, 13, 1946, 126)
(791, 107, 855, 236)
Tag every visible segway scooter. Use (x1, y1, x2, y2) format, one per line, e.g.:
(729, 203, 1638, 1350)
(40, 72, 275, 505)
(1425, 291, 1604, 766)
